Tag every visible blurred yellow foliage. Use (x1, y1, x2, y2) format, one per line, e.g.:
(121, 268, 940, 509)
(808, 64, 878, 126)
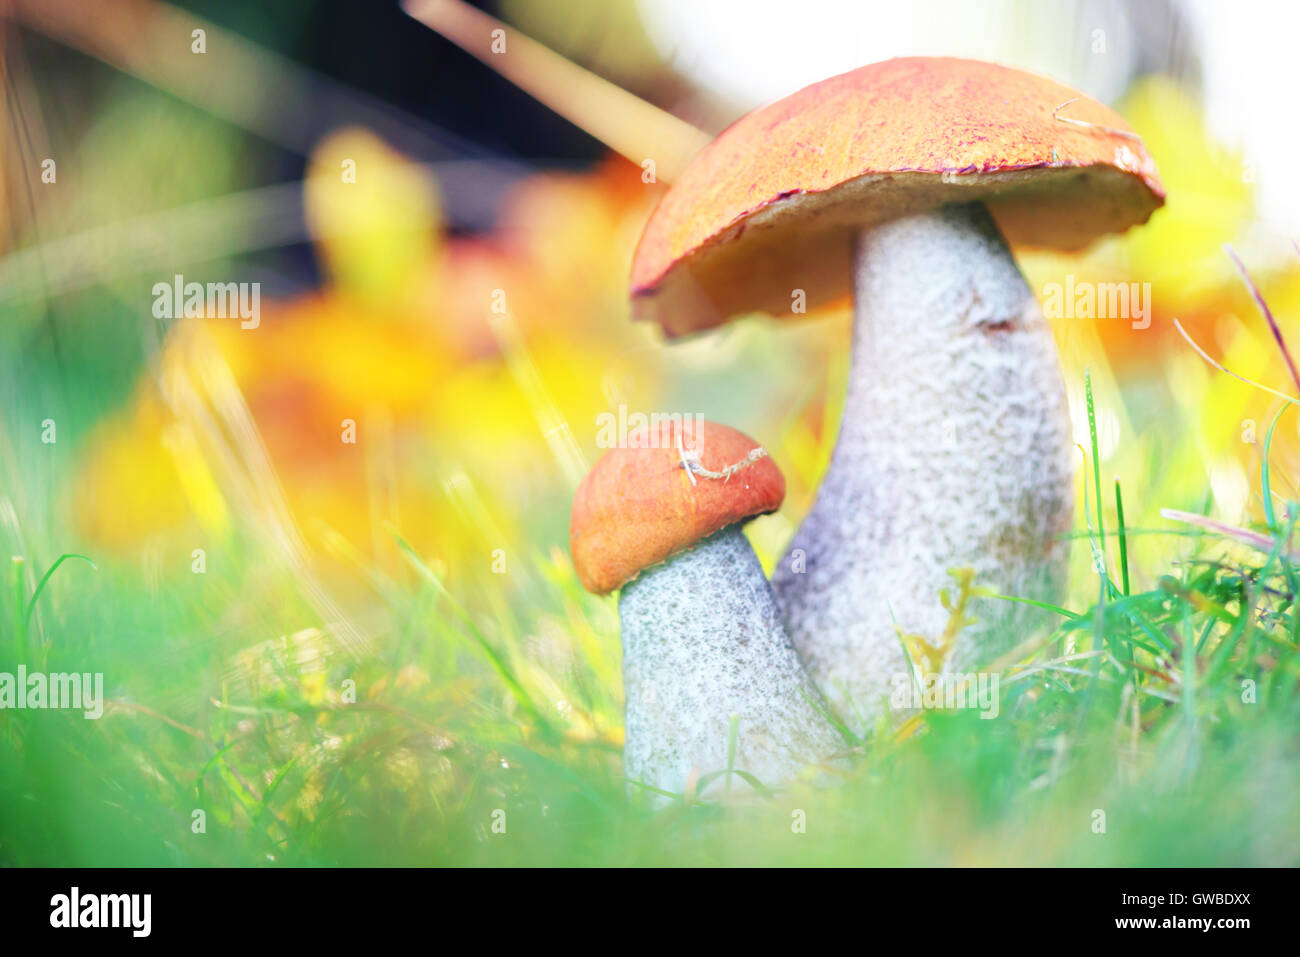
(70, 132, 663, 604)
(1017, 75, 1300, 556)
(303, 127, 443, 305)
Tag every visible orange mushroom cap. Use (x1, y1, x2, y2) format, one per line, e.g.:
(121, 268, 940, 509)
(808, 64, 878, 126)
(570, 420, 785, 594)
(631, 56, 1165, 338)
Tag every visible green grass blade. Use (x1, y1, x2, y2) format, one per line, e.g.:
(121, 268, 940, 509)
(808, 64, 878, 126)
(1115, 478, 1131, 596)
(390, 528, 551, 736)
(1261, 405, 1289, 532)
(23, 553, 97, 635)
(10, 556, 25, 662)
(1085, 371, 1108, 586)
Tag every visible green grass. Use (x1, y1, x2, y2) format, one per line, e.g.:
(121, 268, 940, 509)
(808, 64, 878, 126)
(2, 396, 1299, 866)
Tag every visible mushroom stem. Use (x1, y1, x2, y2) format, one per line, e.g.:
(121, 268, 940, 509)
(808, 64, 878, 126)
(773, 202, 1074, 733)
(620, 524, 843, 800)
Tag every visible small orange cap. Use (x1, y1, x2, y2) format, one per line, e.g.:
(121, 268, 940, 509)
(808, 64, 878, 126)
(631, 56, 1165, 337)
(570, 420, 785, 594)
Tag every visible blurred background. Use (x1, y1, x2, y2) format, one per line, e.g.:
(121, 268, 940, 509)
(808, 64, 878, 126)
(2, 0, 1298, 865)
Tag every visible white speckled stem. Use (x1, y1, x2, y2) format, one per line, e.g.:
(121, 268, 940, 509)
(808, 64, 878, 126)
(772, 202, 1074, 735)
(620, 524, 843, 801)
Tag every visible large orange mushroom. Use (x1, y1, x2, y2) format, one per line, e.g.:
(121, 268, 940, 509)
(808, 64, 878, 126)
(630, 57, 1164, 732)
(570, 419, 841, 799)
